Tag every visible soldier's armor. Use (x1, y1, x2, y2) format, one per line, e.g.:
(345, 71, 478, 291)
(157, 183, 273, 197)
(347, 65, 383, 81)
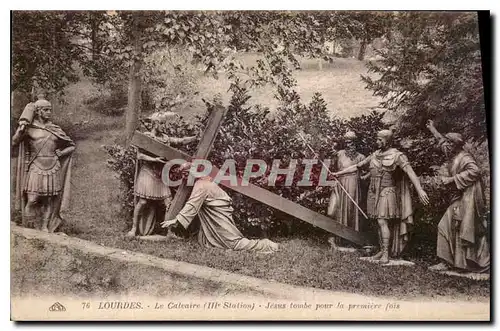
(366, 149, 408, 219)
(24, 126, 62, 196)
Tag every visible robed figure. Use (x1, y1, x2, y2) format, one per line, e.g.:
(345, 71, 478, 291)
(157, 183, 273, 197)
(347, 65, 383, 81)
(333, 130, 429, 263)
(427, 120, 489, 273)
(12, 99, 75, 232)
(327, 131, 366, 249)
(162, 163, 279, 254)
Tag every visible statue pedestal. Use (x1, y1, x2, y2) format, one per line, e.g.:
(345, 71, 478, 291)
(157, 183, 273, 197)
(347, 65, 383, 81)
(333, 247, 358, 253)
(137, 232, 183, 242)
(359, 257, 415, 267)
(438, 270, 489, 281)
(137, 235, 168, 242)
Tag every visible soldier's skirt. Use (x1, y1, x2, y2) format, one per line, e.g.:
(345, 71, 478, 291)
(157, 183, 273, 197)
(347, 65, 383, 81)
(24, 161, 62, 196)
(135, 165, 171, 200)
(367, 186, 401, 220)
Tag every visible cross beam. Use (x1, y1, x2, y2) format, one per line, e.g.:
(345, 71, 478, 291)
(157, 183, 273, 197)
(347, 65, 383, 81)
(164, 106, 227, 221)
(131, 131, 372, 246)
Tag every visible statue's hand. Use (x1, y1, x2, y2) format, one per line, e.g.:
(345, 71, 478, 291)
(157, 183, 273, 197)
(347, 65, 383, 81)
(440, 176, 454, 185)
(426, 119, 435, 130)
(418, 189, 430, 206)
(161, 219, 178, 229)
(55, 149, 62, 158)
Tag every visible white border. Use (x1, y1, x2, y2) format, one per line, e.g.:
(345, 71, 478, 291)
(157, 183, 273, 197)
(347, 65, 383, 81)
(2, 2, 498, 330)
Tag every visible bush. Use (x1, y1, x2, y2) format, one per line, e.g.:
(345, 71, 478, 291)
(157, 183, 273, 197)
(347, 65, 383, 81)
(83, 84, 128, 116)
(105, 81, 490, 262)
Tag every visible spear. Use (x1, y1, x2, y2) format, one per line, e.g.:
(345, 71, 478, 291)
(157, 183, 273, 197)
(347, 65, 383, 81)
(295, 129, 369, 219)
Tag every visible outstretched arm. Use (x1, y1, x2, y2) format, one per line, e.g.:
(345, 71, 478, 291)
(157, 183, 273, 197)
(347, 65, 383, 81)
(161, 180, 208, 229)
(137, 151, 165, 163)
(401, 162, 430, 205)
(333, 155, 371, 176)
(153, 133, 197, 145)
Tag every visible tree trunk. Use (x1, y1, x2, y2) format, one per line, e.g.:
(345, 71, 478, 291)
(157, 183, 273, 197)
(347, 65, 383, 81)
(357, 39, 368, 61)
(90, 14, 98, 61)
(125, 15, 143, 144)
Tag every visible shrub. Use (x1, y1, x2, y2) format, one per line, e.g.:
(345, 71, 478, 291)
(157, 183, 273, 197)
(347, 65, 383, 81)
(105, 81, 490, 262)
(83, 84, 128, 116)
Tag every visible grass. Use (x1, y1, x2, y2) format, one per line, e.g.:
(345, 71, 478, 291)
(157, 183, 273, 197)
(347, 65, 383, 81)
(164, 56, 382, 120)
(12, 234, 265, 298)
(11, 57, 489, 301)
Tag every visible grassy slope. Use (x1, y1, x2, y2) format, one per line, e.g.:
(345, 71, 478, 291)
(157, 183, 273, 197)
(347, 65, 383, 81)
(13, 57, 489, 301)
(11, 235, 270, 299)
(174, 57, 382, 120)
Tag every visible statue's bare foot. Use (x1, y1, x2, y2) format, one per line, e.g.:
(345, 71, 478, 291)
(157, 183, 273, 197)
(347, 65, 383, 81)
(40, 227, 49, 233)
(126, 230, 137, 238)
(379, 255, 389, 264)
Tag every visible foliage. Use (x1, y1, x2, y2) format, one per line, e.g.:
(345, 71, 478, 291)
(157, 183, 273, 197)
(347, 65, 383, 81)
(357, 12, 490, 257)
(362, 12, 486, 145)
(83, 84, 128, 116)
(12, 11, 82, 93)
(11, 11, 124, 95)
(105, 80, 386, 237)
(141, 47, 199, 112)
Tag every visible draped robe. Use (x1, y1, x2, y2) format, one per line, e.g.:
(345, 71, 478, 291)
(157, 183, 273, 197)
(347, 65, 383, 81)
(329, 149, 365, 231)
(436, 150, 489, 272)
(174, 178, 279, 253)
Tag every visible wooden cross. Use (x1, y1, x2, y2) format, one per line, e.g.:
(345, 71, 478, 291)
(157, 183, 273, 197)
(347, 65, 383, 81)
(131, 106, 371, 246)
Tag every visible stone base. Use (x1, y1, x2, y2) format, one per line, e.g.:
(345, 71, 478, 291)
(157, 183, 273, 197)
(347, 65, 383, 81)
(359, 256, 415, 267)
(137, 233, 184, 242)
(439, 270, 490, 281)
(334, 247, 358, 253)
(137, 235, 169, 242)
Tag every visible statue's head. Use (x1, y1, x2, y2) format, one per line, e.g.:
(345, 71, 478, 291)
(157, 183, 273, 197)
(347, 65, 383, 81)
(441, 132, 465, 157)
(34, 99, 52, 121)
(376, 129, 393, 149)
(344, 131, 357, 150)
(146, 111, 178, 134)
(178, 162, 192, 179)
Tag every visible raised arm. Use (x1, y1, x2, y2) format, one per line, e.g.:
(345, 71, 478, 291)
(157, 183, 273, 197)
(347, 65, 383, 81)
(426, 120, 445, 141)
(153, 133, 197, 145)
(137, 150, 165, 163)
(12, 124, 28, 147)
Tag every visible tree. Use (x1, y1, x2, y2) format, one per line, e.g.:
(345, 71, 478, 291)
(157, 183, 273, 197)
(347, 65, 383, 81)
(100, 11, 350, 142)
(361, 12, 487, 173)
(351, 12, 394, 60)
(11, 11, 119, 96)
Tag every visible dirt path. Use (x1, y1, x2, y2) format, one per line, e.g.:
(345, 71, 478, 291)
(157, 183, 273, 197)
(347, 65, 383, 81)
(61, 128, 126, 237)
